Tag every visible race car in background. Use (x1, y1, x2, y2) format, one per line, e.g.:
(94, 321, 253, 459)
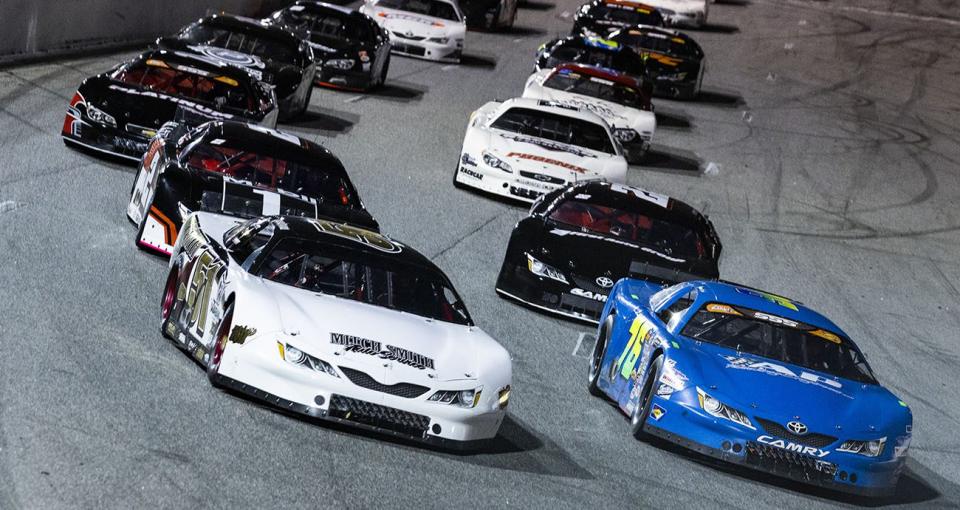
(459, 0, 518, 30)
(611, 25, 704, 99)
(534, 36, 648, 87)
(496, 181, 720, 323)
(639, 0, 708, 27)
(62, 49, 277, 162)
(127, 120, 376, 256)
(455, 97, 628, 203)
(265, 1, 392, 91)
(361, 0, 466, 63)
(160, 214, 512, 448)
(571, 0, 665, 37)
(158, 14, 316, 119)
(588, 280, 911, 496)
(522, 64, 655, 162)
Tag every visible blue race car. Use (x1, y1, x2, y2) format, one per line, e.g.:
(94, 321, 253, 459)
(588, 279, 912, 497)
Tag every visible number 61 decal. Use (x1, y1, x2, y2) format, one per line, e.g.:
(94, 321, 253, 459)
(613, 316, 655, 380)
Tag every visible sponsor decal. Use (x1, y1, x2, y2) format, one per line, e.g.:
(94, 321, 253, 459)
(651, 404, 665, 421)
(311, 219, 401, 253)
(614, 316, 655, 379)
(550, 228, 637, 248)
(229, 325, 257, 345)
(735, 287, 799, 311)
(595, 276, 614, 288)
(330, 333, 435, 370)
(544, 97, 623, 122)
(722, 355, 846, 393)
(610, 183, 670, 208)
(459, 167, 483, 180)
(571, 288, 607, 302)
(506, 152, 589, 174)
(757, 435, 829, 458)
(107, 84, 236, 120)
(499, 133, 594, 158)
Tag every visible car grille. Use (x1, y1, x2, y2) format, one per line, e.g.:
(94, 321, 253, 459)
(756, 418, 837, 448)
(393, 33, 426, 41)
(745, 442, 837, 484)
(558, 292, 604, 320)
(393, 43, 427, 57)
(339, 367, 429, 398)
(328, 395, 430, 437)
(519, 170, 565, 185)
(509, 186, 543, 200)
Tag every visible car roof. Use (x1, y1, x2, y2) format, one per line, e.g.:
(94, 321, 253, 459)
(266, 216, 440, 270)
(497, 97, 612, 128)
(597, 0, 658, 12)
(552, 63, 640, 88)
(199, 14, 302, 46)
(689, 281, 845, 334)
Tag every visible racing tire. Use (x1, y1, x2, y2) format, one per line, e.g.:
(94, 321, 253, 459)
(630, 354, 663, 440)
(588, 314, 614, 397)
(297, 84, 314, 118)
(376, 55, 391, 89)
(207, 303, 234, 388)
(160, 267, 179, 340)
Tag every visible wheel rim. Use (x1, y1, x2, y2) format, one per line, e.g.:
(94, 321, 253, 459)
(161, 270, 177, 320)
(211, 311, 231, 370)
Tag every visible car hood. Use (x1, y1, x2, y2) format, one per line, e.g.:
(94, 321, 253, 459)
(680, 341, 908, 436)
(261, 279, 503, 383)
(369, 7, 460, 38)
(486, 129, 618, 180)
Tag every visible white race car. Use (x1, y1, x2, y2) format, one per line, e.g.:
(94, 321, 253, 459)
(360, 0, 465, 63)
(522, 63, 656, 163)
(644, 0, 708, 27)
(455, 97, 629, 203)
(161, 213, 512, 448)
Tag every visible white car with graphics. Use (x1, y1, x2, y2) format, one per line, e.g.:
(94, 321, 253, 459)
(643, 0, 708, 27)
(522, 63, 656, 162)
(360, 0, 466, 63)
(161, 214, 512, 448)
(455, 97, 629, 203)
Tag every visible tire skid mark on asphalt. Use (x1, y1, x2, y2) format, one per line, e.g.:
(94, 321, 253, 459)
(428, 210, 508, 261)
(773, 0, 960, 28)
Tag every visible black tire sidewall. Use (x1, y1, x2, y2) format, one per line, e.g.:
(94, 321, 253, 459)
(631, 355, 663, 439)
(588, 315, 613, 396)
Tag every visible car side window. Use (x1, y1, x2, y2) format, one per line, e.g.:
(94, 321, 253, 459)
(657, 290, 697, 330)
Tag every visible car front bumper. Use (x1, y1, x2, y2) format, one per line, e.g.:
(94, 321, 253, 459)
(663, 9, 707, 28)
(217, 337, 506, 447)
(389, 34, 463, 63)
(641, 391, 905, 497)
(316, 66, 377, 91)
(495, 258, 606, 324)
(454, 159, 572, 203)
(62, 110, 150, 162)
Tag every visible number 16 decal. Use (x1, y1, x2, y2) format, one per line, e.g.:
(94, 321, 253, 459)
(614, 316, 654, 379)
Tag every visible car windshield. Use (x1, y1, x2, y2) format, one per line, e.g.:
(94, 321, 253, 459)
(181, 23, 298, 64)
(548, 196, 706, 259)
(543, 69, 644, 109)
(182, 138, 359, 207)
(377, 0, 460, 21)
(279, 9, 372, 41)
(258, 237, 472, 325)
(594, 4, 661, 25)
(680, 303, 877, 384)
(490, 107, 615, 154)
(113, 59, 253, 110)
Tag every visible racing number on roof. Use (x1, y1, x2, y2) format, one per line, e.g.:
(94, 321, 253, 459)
(178, 250, 225, 340)
(614, 316, 654, 379)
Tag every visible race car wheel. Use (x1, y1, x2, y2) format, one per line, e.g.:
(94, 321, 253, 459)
(160, 267, 179, 339)
(207, 303, 234, 387)
(588, 314, 614, 397)
(376, 55, 391, 89)
(630, 354, 663, 440)
(297, 85, 314, 118)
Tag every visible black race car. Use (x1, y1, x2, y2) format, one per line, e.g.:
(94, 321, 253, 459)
(611, 25, 704, 99)
(535, 36, 648, 87)
(571, 0, 664, 37)
(460, 0, 518, 30)
(265, 2, 391, 91)
(62, 49, 277, 162)
(495, 181, 721, 324)
(159, 14, 316, 119)
(127, 120, 377, 256)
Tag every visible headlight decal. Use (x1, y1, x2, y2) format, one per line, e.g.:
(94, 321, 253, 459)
(696, 387, 754, 430)
(526, 253, 568, 284)
(837, 437, 886, 457)
(280, 342, 340, 378)
(428, 386, 482, 408)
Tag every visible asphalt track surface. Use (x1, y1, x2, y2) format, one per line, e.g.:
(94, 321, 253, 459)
(2, 0, 960, 508)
